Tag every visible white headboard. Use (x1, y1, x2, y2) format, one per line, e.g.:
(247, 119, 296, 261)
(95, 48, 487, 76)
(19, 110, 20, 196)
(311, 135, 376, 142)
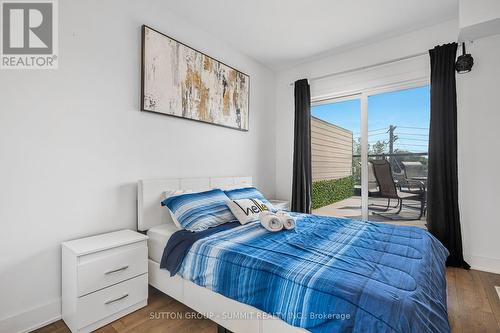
(137, 176, 252, 231)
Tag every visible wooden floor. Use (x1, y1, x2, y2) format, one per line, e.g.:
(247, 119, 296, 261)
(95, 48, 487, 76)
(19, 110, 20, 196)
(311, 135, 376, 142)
(447, 268, 500, 333)
(34, 268, 500, 333)
(33, 287, 216, 333)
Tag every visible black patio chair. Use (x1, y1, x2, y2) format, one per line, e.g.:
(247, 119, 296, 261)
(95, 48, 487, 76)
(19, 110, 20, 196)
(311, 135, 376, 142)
(369, 159, 425, 220)
(402, 161, 427, 180)
(398, 161, 427, 194)
(368, 162, 401, 212)
(393, 171, 426, 195)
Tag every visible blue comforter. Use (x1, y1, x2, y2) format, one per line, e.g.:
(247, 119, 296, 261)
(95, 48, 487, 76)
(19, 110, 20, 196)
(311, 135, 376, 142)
(163, 214, 450, 333)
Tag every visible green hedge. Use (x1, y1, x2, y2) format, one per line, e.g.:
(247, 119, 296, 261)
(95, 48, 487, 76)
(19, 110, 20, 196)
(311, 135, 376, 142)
(311, 176, 354, 210)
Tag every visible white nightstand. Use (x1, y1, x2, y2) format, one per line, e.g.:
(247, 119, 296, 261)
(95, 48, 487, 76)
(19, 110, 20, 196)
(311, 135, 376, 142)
(62, 230, 149, 333)
(269, 199, 290, 210)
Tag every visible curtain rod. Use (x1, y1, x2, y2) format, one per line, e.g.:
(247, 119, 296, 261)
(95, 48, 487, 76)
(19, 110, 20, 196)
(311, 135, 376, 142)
(288, 51, 428, 86)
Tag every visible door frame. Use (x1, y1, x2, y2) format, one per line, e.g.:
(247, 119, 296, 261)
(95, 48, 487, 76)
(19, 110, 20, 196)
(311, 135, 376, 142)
(311, 77, 429, 220)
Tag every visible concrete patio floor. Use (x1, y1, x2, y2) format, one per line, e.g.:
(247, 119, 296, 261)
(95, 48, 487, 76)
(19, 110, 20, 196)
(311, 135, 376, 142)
(312, 195, 427, 229)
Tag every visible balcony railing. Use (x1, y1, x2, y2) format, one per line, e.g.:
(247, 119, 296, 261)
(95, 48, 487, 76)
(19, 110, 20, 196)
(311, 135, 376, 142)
(352, 152, 428, 158)
(351, 152, 428, 184)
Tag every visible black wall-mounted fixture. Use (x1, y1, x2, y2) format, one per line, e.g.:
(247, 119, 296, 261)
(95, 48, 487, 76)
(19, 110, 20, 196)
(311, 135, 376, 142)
(455, 42, 474, 74)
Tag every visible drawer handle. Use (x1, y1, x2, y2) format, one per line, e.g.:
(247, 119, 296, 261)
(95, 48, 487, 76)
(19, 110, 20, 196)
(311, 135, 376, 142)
(104, 293, 129, 305)
(104, 265, 129, 275)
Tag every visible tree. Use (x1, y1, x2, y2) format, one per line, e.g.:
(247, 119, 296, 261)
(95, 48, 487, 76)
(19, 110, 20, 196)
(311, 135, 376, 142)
(352, 139, 388, 184)
(353, 138, 388, 156)
(371, 141, 388, 155)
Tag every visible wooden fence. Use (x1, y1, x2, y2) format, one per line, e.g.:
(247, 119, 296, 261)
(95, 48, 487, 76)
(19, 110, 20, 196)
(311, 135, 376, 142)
(311, 116, 353, 181)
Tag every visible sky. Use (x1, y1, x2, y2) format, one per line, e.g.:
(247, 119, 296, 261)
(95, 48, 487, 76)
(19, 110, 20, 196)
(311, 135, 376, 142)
(311, 85, 430, 153)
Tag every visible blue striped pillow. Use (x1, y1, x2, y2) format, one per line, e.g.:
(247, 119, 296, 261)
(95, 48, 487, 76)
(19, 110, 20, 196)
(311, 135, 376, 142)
(224, 187, 276, 211)
(161, 189, 236, 232)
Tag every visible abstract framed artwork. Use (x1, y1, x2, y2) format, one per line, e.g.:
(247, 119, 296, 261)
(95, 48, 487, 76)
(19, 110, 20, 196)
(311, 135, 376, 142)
(141, 25, 250, 131)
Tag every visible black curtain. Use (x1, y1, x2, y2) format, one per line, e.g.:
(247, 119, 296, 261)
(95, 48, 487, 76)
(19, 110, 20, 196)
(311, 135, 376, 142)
(291, 79, 312, 213)
(427, 43, 469, 269)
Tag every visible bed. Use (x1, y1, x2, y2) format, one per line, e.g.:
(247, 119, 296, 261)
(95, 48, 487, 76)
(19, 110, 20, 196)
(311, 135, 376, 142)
(147, 223, 178, 263)
(138, 177, 450, 333)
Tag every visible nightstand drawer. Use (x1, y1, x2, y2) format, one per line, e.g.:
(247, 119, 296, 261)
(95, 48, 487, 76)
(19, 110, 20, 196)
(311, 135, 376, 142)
(77, 241, 147, 296)
(77, 273, 148, 330)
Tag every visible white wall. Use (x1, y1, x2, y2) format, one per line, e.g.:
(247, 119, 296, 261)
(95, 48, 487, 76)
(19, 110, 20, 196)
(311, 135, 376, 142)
(456, 33, 500, 273)
(0, 1, 276, 332)
(459, 0, 500, 28)
(274, 20, 458, 200)
(459, 0, 500, 41)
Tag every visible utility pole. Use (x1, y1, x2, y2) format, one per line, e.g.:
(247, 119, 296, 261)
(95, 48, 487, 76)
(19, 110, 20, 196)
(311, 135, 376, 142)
(387, 125, 398, 166)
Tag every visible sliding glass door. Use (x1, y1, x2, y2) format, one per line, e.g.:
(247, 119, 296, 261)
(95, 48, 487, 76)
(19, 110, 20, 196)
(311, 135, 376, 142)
(311, 97, 362, 219)
(367, 86, 429, 226)
(310, 84, 430, 225)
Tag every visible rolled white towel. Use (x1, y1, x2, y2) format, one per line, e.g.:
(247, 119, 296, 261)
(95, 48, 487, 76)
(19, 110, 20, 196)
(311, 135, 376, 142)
(259, 211, 283, 232)
(276, 211, 296, 230)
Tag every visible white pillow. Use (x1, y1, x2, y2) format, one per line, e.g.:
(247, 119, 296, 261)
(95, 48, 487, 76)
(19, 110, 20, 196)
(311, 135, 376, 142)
(227, 198, 272, 225)
(217, 183, 252, 191)
(162, 190, 193, 229)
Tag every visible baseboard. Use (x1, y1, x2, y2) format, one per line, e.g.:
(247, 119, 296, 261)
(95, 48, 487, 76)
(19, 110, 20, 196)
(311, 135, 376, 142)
(467, 254, 500, 275)
(0, 298, 61, 333)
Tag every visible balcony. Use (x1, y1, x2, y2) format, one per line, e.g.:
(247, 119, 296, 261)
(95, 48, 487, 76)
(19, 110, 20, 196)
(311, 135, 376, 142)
(312, 152, 428, 229)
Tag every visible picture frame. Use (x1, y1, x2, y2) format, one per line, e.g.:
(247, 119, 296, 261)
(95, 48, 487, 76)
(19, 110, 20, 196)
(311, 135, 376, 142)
(141, 25, 250, 131)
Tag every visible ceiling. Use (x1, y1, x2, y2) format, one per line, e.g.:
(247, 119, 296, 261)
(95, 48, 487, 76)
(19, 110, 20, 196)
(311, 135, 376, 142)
(165, 0, 458, 70)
